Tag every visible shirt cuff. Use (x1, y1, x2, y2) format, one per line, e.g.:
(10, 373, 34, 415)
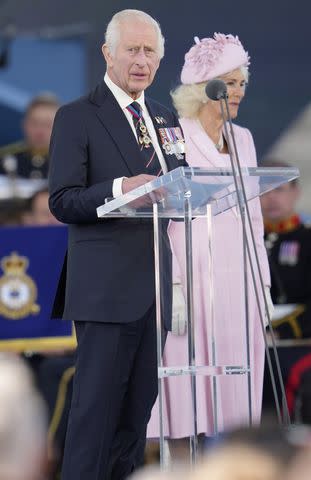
(112, 177, 126, 198)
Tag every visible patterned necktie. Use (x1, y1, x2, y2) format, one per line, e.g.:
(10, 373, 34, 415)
(126, 101, 162, 176)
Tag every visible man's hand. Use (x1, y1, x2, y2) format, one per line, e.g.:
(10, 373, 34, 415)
(122, 174, 157, 194)
(122, 174, 165, 209)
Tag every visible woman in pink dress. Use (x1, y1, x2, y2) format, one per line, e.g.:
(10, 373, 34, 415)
(147, 33, 271, 449)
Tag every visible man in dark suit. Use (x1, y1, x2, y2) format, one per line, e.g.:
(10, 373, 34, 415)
(48, 9, 186, 480)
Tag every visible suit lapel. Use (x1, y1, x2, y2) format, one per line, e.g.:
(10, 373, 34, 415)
(90, 82, 145, 176)
(90, 81, 183, 176)
(190, 129, 229, 168)
(145, 99, 182, 172)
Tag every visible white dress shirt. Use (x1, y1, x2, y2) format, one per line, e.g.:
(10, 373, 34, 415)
(104, 73, 168, 197)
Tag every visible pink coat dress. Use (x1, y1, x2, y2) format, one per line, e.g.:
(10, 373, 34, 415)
(147, 118, 270, 438)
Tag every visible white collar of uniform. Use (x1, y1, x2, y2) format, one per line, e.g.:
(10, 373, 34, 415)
(104, 73, 146, 113)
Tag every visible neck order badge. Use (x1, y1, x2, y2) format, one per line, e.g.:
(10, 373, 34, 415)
(126, 102, 162, 176)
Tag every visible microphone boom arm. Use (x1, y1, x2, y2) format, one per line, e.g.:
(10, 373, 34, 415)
(217, 90, 290, 426)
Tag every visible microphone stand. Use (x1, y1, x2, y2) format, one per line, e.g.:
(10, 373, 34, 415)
(218, 94, 290, 426)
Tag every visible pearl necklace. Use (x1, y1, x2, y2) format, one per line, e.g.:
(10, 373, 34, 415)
(197, 119, 224, 151)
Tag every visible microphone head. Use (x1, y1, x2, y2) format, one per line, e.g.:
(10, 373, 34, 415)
(205, 80, 227, 101)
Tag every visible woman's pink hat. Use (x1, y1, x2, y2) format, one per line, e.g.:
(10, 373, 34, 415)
(181, 33, 250, 85)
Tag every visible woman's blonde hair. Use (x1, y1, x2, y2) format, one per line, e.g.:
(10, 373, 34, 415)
(171, 66, 249, 119)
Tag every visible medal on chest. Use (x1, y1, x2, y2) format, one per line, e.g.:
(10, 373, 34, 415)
(138, 120, 152, 148)
(278, 241, 300, 266)
(158, 127, 185, 160)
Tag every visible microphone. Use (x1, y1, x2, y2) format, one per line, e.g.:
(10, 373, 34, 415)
(205, 79, 227, 101)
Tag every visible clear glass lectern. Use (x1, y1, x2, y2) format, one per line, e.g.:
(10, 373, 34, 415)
(97, 166, 299, 466)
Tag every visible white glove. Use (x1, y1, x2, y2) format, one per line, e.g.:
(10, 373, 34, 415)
(264, 285, 274, 326)
(171, 283, 187, 335)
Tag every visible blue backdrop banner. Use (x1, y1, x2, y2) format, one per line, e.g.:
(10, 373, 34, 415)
(0, 225, 75, 351)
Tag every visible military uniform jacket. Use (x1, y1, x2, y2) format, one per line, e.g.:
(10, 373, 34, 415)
(265, 218, 311, 338)
(0, 141, 49, 179)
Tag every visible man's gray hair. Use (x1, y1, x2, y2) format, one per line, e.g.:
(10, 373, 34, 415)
(105, 9, 165, 59)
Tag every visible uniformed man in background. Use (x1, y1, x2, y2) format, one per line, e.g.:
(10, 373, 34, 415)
(260, 159, 311, 339)
(261, 159, 311, 421)
(0, 93, 60, 179)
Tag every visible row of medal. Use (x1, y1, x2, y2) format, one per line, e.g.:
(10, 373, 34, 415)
(137, 119, 185, 160)
(158, 127, 185, 160)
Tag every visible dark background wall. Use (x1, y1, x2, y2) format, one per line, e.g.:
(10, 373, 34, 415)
(0, 0, 309, 158)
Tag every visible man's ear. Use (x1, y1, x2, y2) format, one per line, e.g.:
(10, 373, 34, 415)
(102, 43, 113, 67)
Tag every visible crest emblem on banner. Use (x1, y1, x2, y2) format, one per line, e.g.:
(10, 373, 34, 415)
(0, 252, 40, 320)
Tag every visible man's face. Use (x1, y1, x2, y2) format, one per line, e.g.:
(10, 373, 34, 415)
(23, 105, 58, 151)
(260, 182, 300, 222)
(102, 20, 161, 99)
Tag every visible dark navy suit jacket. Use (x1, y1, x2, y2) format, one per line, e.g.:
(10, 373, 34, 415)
(48, 80, 187, 327)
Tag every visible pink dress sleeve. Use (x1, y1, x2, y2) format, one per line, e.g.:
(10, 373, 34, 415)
(245, 128, 271, 287)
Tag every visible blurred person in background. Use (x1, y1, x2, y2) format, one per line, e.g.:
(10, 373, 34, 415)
(22, 188, 61, 226)
(191, 445, 283, 480)
(220, 424, 299, 466)
(20, 187, 74, 479)
(0, 203, 25, 226)
(286, 352, 311, 424)
(0, 93, 60, 180)
(130, 467, 181, 480)
(284, 439, 311, 480)
(190, 424, 301, 480)
(261, 160, 311, 422)
(148, 32, 271, 460)
(260, 159, 311, 339)
(0, 353, 47, 480)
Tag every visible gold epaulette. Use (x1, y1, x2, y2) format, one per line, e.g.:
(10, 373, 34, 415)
(0, 141, 28, 157)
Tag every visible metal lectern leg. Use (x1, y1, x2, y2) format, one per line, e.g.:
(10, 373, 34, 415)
(184, 194, 198, 465)
(242, 206, 253, 426)
(205, 204, 218, 435)
(153, 203, 165, 467)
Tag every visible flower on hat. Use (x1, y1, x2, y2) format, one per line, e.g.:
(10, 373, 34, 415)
(181, 32, 250, 85)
